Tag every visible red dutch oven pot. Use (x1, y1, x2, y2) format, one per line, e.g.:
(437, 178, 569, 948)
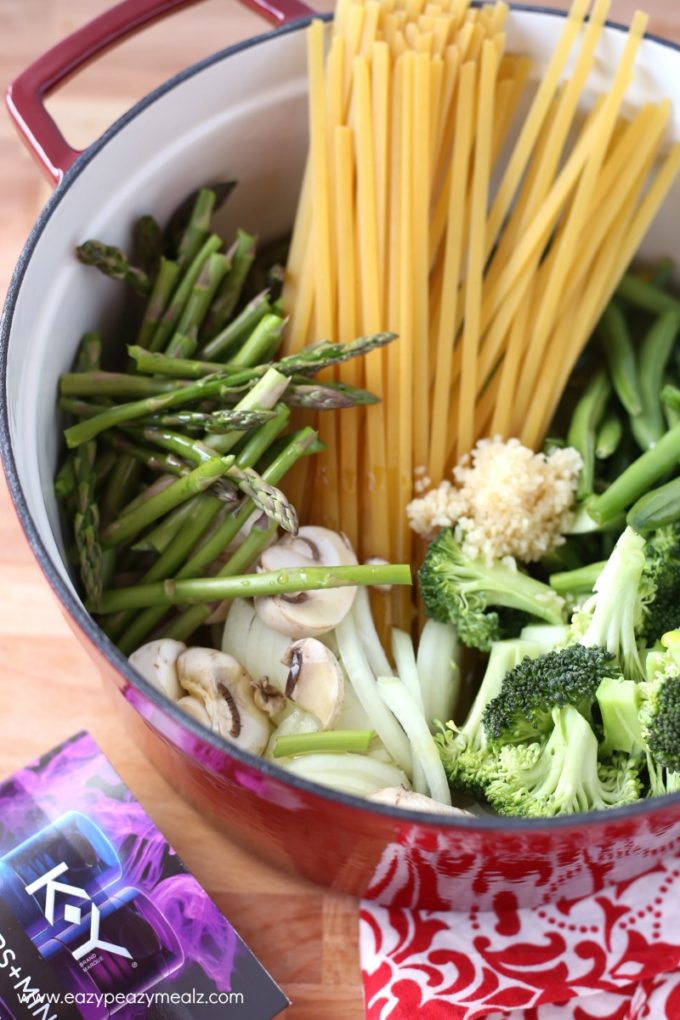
(3, 0, 680, 911)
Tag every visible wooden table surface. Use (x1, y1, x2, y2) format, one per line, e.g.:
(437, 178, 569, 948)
(0, 1, 678, 1017)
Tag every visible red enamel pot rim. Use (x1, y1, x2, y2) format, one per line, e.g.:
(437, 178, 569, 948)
(2, 0, 680, 834)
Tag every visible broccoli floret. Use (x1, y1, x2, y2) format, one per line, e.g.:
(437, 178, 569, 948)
(483, 706, 642, 817)
(646, 756, 680, 797)
(483, 644, 621, 743)
(640, 524, 680, 644)
(419, 530, 565, 652)
(595, 632, 680, 771)
(571, 526, 647, 679)
(437, 639, 542, 794)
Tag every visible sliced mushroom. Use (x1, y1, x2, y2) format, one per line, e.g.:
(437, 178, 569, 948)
(281, 638, 344, 729)
(367, 788, 472, 815)
(177, 696, 212, 727)
(254, 526, 359, 638)
(176, 647, 271, 754)
(129, 640, 186, 700)
(251, 678, 287, 718)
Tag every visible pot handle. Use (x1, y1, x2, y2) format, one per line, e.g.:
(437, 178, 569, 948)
(5, 0, 316, 187)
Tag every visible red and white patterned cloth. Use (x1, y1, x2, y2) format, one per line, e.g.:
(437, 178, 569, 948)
(360, 859, 680, 1018)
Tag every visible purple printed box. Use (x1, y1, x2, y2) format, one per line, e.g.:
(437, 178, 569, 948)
(0, 733, 289, 1020)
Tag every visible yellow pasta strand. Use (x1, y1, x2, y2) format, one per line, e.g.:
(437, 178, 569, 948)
(457, 39, 497, 460)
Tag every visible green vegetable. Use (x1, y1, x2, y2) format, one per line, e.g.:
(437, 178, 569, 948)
(166, 251, 229, 355)
(148, 234, 223, 352)
(177, 188, 216, 269)
(637, 524, 680, 644)
(588, 420, 680, 525)
(618, 273, 680, 317)
(549, 561, 605, 596)
(418, 529, 565, 652)
(482, 644, 620, 743)
(133, 214, 162, 277)
(599, 302, 642, 416)
(95, 562, 411, 614)
(480, 706, 641, 817)
(201, 229, 256, 339)
(631, 311, 680, 450)
(595, 411, 623, 460)
(76, 240, 151, 296)
(73, 440, 104, 610)
(101, 456, 235, 549)
(200, 289, 271, 360)
(117, 426, 317, 653)
(567, 371, 611, 499)
(138, 258, 180, 347)
(627, 478, 680, 533)
(273, 730, 375, 758)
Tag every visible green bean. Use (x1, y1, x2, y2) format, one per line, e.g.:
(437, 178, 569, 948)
(549, 561, 606, 596)
(627, 477, 680, 533)
(595, 412, 623, 460)
(588, 420, 680, 525)
(598, 302, 641, 416)
(631, 311, 680, 451)
(617, 273, 680, 317)
(567, 372, 611, 500)
(650, 257, 675, 289)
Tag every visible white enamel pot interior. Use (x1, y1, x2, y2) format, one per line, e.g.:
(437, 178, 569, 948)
(4, 7, 680, 838)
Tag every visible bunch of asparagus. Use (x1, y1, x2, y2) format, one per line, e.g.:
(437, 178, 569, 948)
(56, 185, 409, 656)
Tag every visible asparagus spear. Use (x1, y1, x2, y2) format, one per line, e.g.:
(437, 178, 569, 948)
(177, 188, 216, 268)
(128, 331, 396, 381)
(138, 258, 180, 347)
(127, 425, 297, 531)
(54, 458, 75, 500)
(101, 432, 188, 476)
(110, 406, 291, 646)
(200, 229, 256, 339)
(164, 333, 197, 359)
(73, 440, 104, 609)
(133, 215, 163, 276)
(96, 562, 411, 614)
(64, 374, 256, 447)
(76, 241, 151, 296)
(117, 424, 312, 653)
(60, 372, 186, 399)
(133, 497, 202, 554)
(226, 313, 286, 368)
(163, 181, 235, 257)
(76, 331, 103, 372)
(287, 379, 380, 409)
(55, 334, 102, 502)
(200, 289, 271, 361)
(140, 408, 277, 432)
(101, 455, 237, 549)
(165, 252, 229, 356)
(148, 234, 223, 352)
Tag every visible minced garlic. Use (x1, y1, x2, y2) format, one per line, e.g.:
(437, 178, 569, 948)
(406, 437, 583, 564)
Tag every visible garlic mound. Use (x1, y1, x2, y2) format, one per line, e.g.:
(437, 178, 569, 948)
(407, 437, 583, 565)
